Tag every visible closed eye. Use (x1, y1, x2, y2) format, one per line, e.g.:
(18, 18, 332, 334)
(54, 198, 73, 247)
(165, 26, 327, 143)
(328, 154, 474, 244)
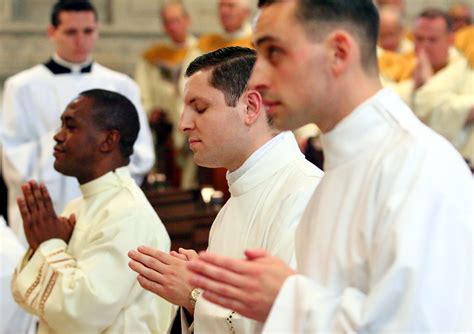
(266, 45, 283, 64)
(64, 121, 77, 130)
(195, 106, 208, 114)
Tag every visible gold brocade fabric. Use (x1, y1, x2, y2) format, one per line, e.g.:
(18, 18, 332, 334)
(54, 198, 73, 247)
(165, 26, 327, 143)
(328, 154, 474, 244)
(378, 50, 416, 82)
(455, 25, 474, 68)
(143, 44, 190, 67)
(197, 34, 253, 53)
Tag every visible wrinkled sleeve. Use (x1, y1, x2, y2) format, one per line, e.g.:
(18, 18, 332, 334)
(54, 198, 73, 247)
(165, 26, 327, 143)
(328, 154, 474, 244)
(11, 211, 158, 333)
(414, 61, 474, 142)
(263, 158, 472, 332)
(266, 184, 318, 267)
(134, 58, 156, 116)
(0, 78, 58, 187)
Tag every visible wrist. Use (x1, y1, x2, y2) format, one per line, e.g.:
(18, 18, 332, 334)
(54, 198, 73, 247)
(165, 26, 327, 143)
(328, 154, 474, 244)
(185, 288, 201, 315)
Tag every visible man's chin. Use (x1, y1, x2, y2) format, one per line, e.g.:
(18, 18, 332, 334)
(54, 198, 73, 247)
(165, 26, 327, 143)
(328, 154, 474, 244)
(274, 108, 313, 132)
(272, 117, 300, 132)
(194, 157, 223, 169)
(53, 162, 70, 176)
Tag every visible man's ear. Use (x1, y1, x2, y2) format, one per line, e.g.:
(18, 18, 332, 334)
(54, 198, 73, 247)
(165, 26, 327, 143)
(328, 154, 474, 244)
(327, 30, 352, 76)
(243, 90, 263, 126)
(99, 129, 121, 153)
(47, 24, 56, 40)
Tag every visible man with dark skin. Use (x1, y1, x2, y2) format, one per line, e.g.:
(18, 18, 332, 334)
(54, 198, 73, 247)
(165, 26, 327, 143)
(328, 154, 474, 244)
(12, 89, 173, 333)
(1, 1, 154, 247)
(17, 96, 115, 249)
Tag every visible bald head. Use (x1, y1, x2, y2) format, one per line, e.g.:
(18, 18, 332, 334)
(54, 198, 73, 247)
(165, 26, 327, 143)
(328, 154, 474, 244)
(218, 0, 251, 33)
(378, 5, 405, 52)
(160, 0, 190, 44)
(448, 3, 472, 32)
(376, 0, 405, 14)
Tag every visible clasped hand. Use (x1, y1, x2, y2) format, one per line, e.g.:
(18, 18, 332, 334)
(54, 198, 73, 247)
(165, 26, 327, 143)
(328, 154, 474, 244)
(17, 181, 76, 251)
(128, 247, 198, 313)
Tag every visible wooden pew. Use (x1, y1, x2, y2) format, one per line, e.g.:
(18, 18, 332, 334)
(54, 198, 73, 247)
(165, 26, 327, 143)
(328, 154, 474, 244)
(144, 187, 222, 251)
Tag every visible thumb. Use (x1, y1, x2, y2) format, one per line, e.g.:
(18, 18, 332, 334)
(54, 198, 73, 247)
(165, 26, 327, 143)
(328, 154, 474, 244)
(244, 249, 269, 260)
(179, 248, 199, 261)
(68, 213, 76, 226)
(170, 251, 188, 261)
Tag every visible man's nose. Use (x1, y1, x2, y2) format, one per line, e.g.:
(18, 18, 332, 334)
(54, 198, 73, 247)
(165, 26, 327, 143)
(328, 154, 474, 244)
(75, 32, 87, 47)
(53, 127, 65, 143)
(178, 109, 194, 133)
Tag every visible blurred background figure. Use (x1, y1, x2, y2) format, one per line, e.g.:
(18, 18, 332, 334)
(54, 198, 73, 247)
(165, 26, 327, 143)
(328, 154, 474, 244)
(378, 5, 413, 54)
(375, 0, 406, 15)
(198, 0, 253, 53)
(381, 8, 473, 169)
(375, 0, 417, 84)
(135, 0, 199, 187)
(377, 4, 416, 84)
(449, 2, 473, 70)
(454, 24, 474, 66)
(448, 2, 472, 32)
(411, 9, 474, 169)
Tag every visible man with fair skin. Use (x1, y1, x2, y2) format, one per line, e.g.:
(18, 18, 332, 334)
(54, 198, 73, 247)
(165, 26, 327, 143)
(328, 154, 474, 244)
(448, 2, 472, 32)
(376, 5, 416, 83)
(375, 0, 405, 14)
(377, 5, 412, 54)
(128, 47, 323, 333)
(135, 0, 198, 122)
(0, 0, 154, 244)
(179, 0, 254, 189)
(375, 1, 415, 83)
(135, 0, 199, 187)
(198, 0, 253, 53)
(186, 0, 472, 332)
(11, 89, 173, 333)
(391, 9, 474, 167)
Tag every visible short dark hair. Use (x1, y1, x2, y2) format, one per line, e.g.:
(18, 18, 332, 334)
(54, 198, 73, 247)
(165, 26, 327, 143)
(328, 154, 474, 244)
(51, 0, 98, 27)
(417, 8, 453, 32)
(258, 0, 380, 71)
(185, 46, 257, 107)
(79, 89, 140, 159)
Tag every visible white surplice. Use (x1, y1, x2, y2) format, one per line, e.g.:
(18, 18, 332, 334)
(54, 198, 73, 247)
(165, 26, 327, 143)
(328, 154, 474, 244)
(263, 89, 473, 333)
(414, 57, 474, 167)
(0, 216, 37, 334)
(184, 132, 323, 334)
(0, 60, 155, 245)
(11, 167, 174, 333)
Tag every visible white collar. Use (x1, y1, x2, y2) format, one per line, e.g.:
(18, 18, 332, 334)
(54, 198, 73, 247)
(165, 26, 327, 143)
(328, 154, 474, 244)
(53, 53, 93, 74)
(227, 132, 287, 184)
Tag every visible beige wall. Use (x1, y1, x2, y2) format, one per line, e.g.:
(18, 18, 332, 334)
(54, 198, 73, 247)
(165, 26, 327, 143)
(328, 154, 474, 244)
(0, 0, 225, 84)
(0, 0, 470, 86)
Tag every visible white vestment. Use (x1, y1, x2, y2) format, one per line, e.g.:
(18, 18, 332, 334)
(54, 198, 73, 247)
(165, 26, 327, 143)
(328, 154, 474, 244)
(382, 47, 464, 106)
(11, 167, 174, 333)
(135, 36, 200, 188)
(0, 60, 155, 244)
(0, 216, 36, 334)
(414, 57, 474, 167)
(135, 35, 199, 151)
(263, 89, 473, 332)
(183, 132, 324, 333)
